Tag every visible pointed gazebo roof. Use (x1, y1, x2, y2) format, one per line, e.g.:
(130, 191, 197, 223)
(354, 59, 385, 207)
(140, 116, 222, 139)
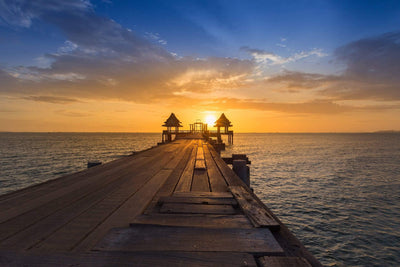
(214, 113, 232, 127)
(162, 113, 183, 127)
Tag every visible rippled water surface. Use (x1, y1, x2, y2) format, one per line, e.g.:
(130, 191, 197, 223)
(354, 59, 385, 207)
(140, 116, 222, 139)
(0, 133, 159, 195)
(222, 133, 400, 266)
(1, 132, 399, 266)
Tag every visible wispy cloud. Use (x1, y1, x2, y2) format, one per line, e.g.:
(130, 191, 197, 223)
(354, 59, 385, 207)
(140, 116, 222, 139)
(241, 46, 327, 66)
(145, 32, 168, 45)
(55, 109, 91, 117)
(199, 97, 396, 114)
(0, 0, 92, 28)
(22, 96, 81, 104)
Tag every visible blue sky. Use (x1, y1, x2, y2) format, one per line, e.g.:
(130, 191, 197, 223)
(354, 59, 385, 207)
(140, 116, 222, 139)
(0, 0, 400, 132)
(3, 0, 400, 68)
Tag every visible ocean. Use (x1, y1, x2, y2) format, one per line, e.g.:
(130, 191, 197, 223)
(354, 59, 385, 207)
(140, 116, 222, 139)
(1, 132, 399, 266)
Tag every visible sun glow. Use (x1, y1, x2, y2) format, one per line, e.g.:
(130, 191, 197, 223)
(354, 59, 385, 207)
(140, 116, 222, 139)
(204, 114, 216, 126)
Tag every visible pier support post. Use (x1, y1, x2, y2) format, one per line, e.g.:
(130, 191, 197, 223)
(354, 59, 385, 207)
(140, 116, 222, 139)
(87, 161, 102, 168)
(233, 159, 250, 187)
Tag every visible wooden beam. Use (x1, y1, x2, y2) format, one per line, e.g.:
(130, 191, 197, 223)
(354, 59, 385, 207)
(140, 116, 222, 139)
(173, 192, 233, 198)
(158, 196, 237, 205)
(229, 186, 280, 230)
(191, 169, 210, 192)
(131, 214, 253, 229)
(160, 203, 236, 215)
(203, 145, 228, 192)
(174, 144, 197, 192)
(95, 225, 284, 255)
(0, 251, 258, 267)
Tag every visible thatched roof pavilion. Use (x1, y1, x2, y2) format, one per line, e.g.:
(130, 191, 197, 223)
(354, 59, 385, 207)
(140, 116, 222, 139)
(214, 113, 232, 128)
(162, 113, 182, 128)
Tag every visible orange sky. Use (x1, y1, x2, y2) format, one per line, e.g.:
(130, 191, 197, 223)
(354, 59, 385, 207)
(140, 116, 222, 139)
(1, 96, 399, 132)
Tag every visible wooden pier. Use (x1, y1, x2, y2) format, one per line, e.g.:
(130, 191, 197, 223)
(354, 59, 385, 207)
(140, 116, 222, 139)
(0, 136, 321, 266)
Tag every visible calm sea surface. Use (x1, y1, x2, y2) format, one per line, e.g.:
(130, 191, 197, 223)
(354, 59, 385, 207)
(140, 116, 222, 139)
(1, 132, 399, 266)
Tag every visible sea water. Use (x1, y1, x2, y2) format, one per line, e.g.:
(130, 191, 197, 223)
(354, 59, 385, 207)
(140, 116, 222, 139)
(0, 132, 399, 266)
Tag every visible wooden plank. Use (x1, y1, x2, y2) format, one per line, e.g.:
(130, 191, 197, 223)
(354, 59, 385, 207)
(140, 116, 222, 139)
(0, 152, 162, 224)
(160, 203, 236, 215)
(0, 251, 258, 267)
(95, 225, 284, 255)
(229, 186, 279, 230)
(207, 144, 244, 187)
(158, 196, 237, 205)
(73, 142, 195, 252)
(173, 192, 233, 198)
(196, 146, 205, 160)
(191, 169, 210, 192)
(131, 214, 253, 229)
(203, 145, 228, 192)
(174, 144, 197, 192)
(258, 256, 312, 267)
(194, 159, 206, 170)
(0, 152, 170, 242)
(143, 141, 195, 214)
(0, 172, 137, 250)
(0, 144, 168, 210)
(27, 142, 192, 253)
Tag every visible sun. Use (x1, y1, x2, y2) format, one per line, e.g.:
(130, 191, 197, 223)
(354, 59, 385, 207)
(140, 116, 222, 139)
(204, 114, 216, 126)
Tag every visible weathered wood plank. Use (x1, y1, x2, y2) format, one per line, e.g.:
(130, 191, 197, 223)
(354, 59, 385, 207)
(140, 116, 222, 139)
(0, 173, 135, 250)
(191, 169, 210, 192)
(194, 159, 206, 170)
(208, 144, 245, 187)
(158, 196, 237, 205)
(0, 151, 172, 243)
(203, 145, 228, 192)
(0, 153, 163, 225)
(174, 144, 197, 192)
(173, 192, 233, 198)
(28, 142, 193, 252)
(95, 225, 284, 255)
(0, 144, 168, 209)
(258, 256, 312, 267)
(131, 214, 253, 229)
(143, 142, 195, 214)
(160, 203, 236, 215)
(196, 146, 205, 160)
(0, 251, 258, 267)
(73, 142, 195, 252)
(229, 186, 280, 230)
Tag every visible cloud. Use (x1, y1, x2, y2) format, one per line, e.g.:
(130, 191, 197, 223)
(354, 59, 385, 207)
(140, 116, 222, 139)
(266, 70, 338, 91)
(21, 96, 81, 104)
(0, 0, 92, 27)
(322, 31, 400, 101)
(145, 32, 168, 45)
(241, 46, 327, 66)
(260, 32, 400, 103)
(0, 0, 253, 103)
(55, 109, 90, 117)
(200, 98, 397, 114)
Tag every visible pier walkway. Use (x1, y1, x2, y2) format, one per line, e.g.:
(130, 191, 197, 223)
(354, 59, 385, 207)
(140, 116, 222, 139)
(0, 138, 320, 266)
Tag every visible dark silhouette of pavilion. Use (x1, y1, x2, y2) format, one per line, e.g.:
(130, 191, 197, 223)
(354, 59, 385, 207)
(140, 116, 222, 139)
(214, 113, 233, 144)
(161, 112, 233, 145)
(162, 113, 182, 143)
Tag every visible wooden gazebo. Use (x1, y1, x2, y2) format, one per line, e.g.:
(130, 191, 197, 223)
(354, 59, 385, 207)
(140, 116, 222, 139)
(214, 113, 233, 144)
(162, 113, 183, 143)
